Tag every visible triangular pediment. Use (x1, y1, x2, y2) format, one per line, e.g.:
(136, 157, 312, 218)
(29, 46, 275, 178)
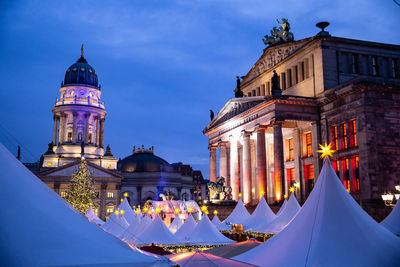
(242, 37, 314, 84)
(40, 161, 121, 178)
(204, 97, 265, 132)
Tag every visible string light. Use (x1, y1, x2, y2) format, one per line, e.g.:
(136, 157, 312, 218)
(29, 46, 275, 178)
(120, 209, 125, 215)
(213, 210, 218, 215)
(283, 194, 288, 199)
(114, 210, 119, 215)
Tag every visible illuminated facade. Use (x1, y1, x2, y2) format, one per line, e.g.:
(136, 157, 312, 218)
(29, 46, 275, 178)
(203, 25, 400, 215)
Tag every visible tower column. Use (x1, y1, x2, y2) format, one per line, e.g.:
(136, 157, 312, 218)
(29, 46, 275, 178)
(229, 137, 239, 201)
(96, 116, 100, 146)
(219, 142, 228, 183)
(58, 112, 65, 145)
(84, 113, 90, 144)
(99, 118, 105, 148)
(273, 122, 285, 201)
(52, 115, 58, 145)
(72, 112, 77, 143)
(241, 131, 252, 204)
(256, 126, 267, 200)
(209, 145, 217, 183)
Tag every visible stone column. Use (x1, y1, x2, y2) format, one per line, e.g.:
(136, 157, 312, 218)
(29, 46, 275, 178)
(219, 142, 228, 183)
(84, 113, 90, 145)
(72, 112, 77, 143)
(95, 116, 100, 146)
(229, 137, 239, 201)
(273, 122, 285, 201)
(256, 126, 267, 200)
(52, 115, 58, 145)
(136, 186, 142, 206)
(99, 118, 105, 148)
(241, 131, 252, 204)
(209, 145, 217, 183)
(58, 112, 65, 145)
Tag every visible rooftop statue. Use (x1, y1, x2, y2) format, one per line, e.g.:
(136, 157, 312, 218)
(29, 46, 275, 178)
(263, 18, 294, 46)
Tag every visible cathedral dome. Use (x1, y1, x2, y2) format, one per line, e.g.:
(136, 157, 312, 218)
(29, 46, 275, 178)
(63, 45, 99, 88)
(118, 148, 174, 173)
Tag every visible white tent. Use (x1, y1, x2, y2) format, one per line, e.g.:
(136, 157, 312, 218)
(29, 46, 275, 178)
(102, 212, 130, 238)
(256, 193, 300, 234)
(224, 198, 251, 225)
(212, 214, 231, 231)
(174, 213, 197, 242)
(234, 159, 400, 266)
(275, 198, 287, 216)
(0, 143, 172, 266)
(116, 197, 136, 224)
(381, 199, 400, 236)
(169, 216, 183, 234)
(132, 215, 182, 246)
(186, 214, 235, 246)
(120, 214, 142, 240)
(244, 196, 276, 231)
(125, 214, 152, 243)
(85, 205, 105, 225)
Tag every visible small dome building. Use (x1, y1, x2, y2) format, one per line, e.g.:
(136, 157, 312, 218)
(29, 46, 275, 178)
(118, 146, 196, 205)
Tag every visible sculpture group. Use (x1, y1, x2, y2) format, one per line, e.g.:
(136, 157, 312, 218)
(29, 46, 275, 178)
(208, 177, 232, 200)
(263, 18, 294, 46)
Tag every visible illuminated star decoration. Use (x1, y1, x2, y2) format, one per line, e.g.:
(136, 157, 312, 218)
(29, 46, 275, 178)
(317, 142, 336, 159)
(289, 186, 295, 193)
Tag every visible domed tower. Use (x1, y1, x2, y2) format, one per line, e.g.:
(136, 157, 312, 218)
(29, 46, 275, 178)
(42, 45, 117, 169)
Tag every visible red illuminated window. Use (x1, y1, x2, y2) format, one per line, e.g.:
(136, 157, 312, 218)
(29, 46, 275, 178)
(339, 123, 348, 150)
(332, 160, 340, 178)
(287, 168, 295, 187)
(349, 120, 357, 147)
(304, 164, 314, 179)
(288, 138, 294, 161)
(331, 126, 338, 150)
(342, 158, 350, 191)
(351, 156, 360, 193)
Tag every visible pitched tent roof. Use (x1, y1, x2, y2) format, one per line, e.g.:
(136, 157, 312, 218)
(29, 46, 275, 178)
(186, 214, 235, 246)
(132, 215, 182, 245)
(381, 199, 400, 236)
(169, 216, 183, 234)
(244, 196, 276, 231)
(276, 199, 287, 216)
(206, 239, 262, 259)
(125, 215, 152, 243)
(85, 205, 105, 225)
(116, 197, 135, 224)
(224, 198, 251, 225)
(257, 193, 300, 234)
(167, 250, 257, 267)
(0, 143, 172, 266)
(212, 214, 232, 231)
(174, 213, 197, 242)
(120, 214, 142, 240)
(102, 213, 130, 238)
(234, 159, 400, 266)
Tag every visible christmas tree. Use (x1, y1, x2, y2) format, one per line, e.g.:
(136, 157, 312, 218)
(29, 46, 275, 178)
(65, 159, 97, 214)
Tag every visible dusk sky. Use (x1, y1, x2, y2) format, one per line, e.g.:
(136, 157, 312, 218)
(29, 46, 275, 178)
(0, 0, 399, 179)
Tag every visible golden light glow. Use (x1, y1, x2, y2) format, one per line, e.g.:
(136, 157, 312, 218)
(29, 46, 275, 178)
(147, 210, 152, 215)
(238, 193, 242, 198)
(120, 209, 125, 215)
(174, 208, 180, 214)
(155, 207, 161, 214)
(294, 182, 300, 188)
(187, 206, 194, 213)
(289, 187, 295, 193)
(89, 202, 92, 206)
(123, 192, 128, 197)
(143, 207, 149, 213)
(284, 194, 288, 199)
(317, 142, 335, 159)
(115, 210, 119, 215)
(200, 205, 208, 213)
(135, 208, 140, 215)
(120, 198, 124, 202)
(213, 210, 218, 215)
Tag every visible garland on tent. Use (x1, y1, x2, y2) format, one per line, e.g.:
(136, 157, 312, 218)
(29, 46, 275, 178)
(65, 159, 97, 214)
(220, 230, 273, 242)
(162, 244, 225, 253)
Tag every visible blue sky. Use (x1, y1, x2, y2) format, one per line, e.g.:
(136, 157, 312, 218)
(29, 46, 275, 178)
(0, 0, 399, 179)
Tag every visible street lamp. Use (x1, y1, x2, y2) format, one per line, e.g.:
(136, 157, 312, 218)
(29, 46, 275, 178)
(381, 185, 400, 207)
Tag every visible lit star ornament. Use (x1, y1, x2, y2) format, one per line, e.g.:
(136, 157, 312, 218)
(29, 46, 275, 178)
(317, 142, 336, 159)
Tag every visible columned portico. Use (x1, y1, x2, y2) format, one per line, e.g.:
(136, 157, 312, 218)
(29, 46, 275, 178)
(256, 126, 267, 200)
(219, 142, 228, 183)
(241, 131, 252, 204)
(209, 145, 217, 183)
(273, 121, 285, 201)
(229, 136, 239, 201)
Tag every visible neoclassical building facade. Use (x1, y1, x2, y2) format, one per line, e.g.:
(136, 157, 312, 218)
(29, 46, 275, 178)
(203, 23, 400, 214)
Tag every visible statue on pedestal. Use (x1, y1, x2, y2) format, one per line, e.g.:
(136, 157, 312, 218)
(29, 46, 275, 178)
(208, 177, 232, 200)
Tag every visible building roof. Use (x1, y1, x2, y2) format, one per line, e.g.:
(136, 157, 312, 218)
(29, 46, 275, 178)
(118, 149, 174, 173)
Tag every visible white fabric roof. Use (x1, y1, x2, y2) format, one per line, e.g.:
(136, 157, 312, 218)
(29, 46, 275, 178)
(125, 215, 152, 243)
(0, 143, 172, 266)
(244, 196, 276, 231)
(186, 214, 235, 246)
(276, 199, 287, 216)
(116, 197, 135, 224)
(120, 214, 142, 240)
(85, 205, 105, 225)
(381, 199, 400, 236)
(257, 193, 300, 234)
(212, 214, 231, 231)
(234, 159, 400, 266)
(133, 215, 182, 245)
(169, 216, 183, 234)
(174, 213, 197, 242)
(224, 198, 251, 225)
(103, 213, 130, 238)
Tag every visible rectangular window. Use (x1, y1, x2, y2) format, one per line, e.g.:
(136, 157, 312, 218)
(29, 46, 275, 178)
(339, 123, 348, 150)
(300, 61, 305, 81)
(281, 72, 286, 90)
(371, 56, 379, 76)
(304, 164, 314, 195)
(266, 82, 271, 95)
(349, 120, 357, 147)
(287, 168, 295, 187)
(287, 138, 294, 161)
(67, 132, 72, 142)
(294, 66, 298, 84)
(342, 158, 350, 192)
(257, 87, 261, 96)
(261, 84, 266, 96)
(88, 133, 92, 143)
(248, 92, 252, 97)
(107, 192, 114, 198)
(305, 133, 312, 157)
(331, 126, 339, 150)
(351, 156, 360, 193)
(351, 54, 358, 74)
(60, 191, 68, 198)
(252, 89, 256, 96)
(287, 69, 292, 87)
(106, 206, 114, 215)
(391, 58, 399, 78)
(332, 159, 340, 178)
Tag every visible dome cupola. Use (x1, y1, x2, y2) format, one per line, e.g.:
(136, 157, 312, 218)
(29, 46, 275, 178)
(63, 45, 99, 88)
